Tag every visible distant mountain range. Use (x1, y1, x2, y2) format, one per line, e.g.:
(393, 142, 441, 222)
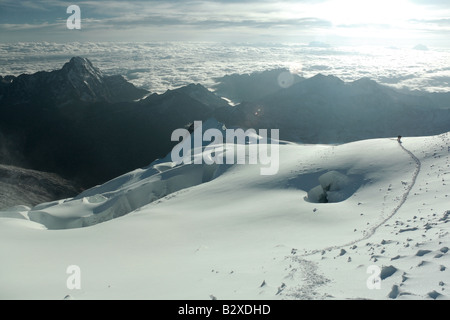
(1, 58, 449, 194)
(212, 68, 304, 103)
(215, 71, 450, 143)
(0, 57, 228, 188)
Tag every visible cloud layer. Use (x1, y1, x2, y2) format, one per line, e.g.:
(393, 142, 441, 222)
(1, 42, 449, 94)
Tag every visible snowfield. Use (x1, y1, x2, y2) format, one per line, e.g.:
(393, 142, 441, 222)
(0, 129, 449, 300)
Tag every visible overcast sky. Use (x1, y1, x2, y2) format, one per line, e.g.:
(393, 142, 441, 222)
(1, 0, 450, 46)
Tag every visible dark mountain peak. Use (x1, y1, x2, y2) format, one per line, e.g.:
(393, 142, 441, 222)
(308, 73, 344, 85)
(69, 56, 89, 64)
(349, 77, 389, 96)
(282, 73, 344, 95)
(61, 57, 104, 91)
(213, 68, 305, 104)
(352, 77, 378, 87)
(177, 83, 229, 108)
(62, 57, 101, 76)
(146, 83, 229, 110)
(0, 57, 148, 106)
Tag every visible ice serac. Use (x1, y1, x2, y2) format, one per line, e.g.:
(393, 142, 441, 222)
(24, 119, 232, 229)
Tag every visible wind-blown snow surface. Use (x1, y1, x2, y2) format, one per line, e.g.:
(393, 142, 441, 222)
(0, 132, 449, 300)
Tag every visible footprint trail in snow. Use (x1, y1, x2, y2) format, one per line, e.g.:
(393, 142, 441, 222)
(298, 139, 422, 257)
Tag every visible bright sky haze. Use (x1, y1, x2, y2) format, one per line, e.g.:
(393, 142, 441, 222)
(1, 0, 450, 46)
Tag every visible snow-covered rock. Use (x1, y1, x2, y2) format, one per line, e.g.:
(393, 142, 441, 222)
(306, 171, 359, 203)
(319, 171, 350, 192)
(307, 185, 327, 203)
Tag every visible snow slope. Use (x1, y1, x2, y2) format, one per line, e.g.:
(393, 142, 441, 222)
(0, 130, 448, 300)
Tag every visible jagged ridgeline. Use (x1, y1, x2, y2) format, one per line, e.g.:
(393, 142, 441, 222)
(0, 57, 229, 188)
(1, 58, 450, 189)
(215, 72, 450, 143)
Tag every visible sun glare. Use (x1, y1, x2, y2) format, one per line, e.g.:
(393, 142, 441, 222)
(318, 0, 422, 26)
(289, 0, 427, 44)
